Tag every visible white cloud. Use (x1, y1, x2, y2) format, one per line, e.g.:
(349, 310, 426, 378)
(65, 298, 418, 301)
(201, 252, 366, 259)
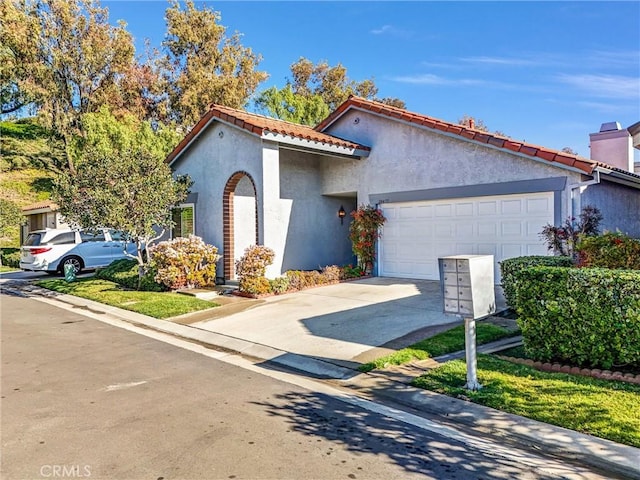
(555, 74, 640, 99)
(459, 56, 542, 67)
(370, 25, 393, 35)
(369, 24, 413, 38)
(392, 74, 485, 86)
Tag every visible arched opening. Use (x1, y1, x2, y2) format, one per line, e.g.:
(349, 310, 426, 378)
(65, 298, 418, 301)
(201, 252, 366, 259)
(223, 171, 258, 280)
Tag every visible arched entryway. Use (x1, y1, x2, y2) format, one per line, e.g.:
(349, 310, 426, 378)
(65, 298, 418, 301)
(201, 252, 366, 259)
(223, 171, 258, 280)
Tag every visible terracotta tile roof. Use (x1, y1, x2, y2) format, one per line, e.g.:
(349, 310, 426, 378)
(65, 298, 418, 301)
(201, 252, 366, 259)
(21, 200, 58, 212)
(166, 104, 370, 164)
(316, 96, 636, 177)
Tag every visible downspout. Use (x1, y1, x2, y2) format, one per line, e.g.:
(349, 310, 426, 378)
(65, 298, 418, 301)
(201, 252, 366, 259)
(567, 169, 601, 221)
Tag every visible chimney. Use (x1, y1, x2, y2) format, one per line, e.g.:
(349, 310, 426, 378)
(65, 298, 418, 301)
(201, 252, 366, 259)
(589, 122, 634, 172)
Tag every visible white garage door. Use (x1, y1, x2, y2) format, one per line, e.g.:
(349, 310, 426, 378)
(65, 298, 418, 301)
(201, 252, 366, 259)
(379, 192, 554, 282)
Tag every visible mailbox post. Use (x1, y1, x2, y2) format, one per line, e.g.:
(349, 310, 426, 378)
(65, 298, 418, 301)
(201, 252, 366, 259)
(439, 255, 496, 391)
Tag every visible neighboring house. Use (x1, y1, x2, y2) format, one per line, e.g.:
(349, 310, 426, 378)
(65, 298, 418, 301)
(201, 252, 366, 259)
(166, 96, 640, 282)
(20, 201, 69, 244)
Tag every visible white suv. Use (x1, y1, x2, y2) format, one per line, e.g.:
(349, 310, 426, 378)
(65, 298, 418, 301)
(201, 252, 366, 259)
(20, 228, 138, 275)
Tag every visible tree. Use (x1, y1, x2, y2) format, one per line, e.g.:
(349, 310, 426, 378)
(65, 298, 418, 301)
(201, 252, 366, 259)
(458, 115, 489, 132)
(161, 0, 268, 127)
(0, 199, 23, 249)
(255, 57, 405, 126)
(0, 0, 147, 173)
(562, 146, 578, 155)
(254, 85, 329, 126)
(53, 111, 190, 285)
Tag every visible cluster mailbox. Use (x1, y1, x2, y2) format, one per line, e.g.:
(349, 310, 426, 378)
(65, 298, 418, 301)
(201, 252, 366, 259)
(438, 254, 497, 391)
(439, 255, 496, 320)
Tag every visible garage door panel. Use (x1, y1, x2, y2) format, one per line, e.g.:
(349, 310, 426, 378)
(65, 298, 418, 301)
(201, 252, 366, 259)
(501, 222, 523, 236)
(456, 223, 474, 236)
(380, 192, 553, 281)
(501, 199, 523, 214)
(478, 201, 498, 215)
(455, 203, 474, 216)
(527, 197, 551, 213)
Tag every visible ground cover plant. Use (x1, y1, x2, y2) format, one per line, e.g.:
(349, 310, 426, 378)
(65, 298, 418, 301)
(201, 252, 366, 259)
(96, 259, 164, 292)
(36, 278, 217, 319)
(359, 322, 517, 372)
(412, 354, 640, 447)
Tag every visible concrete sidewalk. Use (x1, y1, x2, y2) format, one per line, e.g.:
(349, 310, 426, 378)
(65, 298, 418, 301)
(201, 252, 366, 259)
(2, 278, 638, 479)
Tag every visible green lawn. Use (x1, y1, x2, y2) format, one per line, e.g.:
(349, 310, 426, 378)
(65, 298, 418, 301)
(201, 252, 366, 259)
(0, 266, 18, 273)
(413, 354, 640, 447)
(359, 322, 517, 372)
(36, 278, 218, 319)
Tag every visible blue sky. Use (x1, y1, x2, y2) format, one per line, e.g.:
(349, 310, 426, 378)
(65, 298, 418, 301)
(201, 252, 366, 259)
(104, 1, 640, 159)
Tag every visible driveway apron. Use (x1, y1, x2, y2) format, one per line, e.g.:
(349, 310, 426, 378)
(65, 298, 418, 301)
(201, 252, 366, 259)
(193, 277, 505, 365)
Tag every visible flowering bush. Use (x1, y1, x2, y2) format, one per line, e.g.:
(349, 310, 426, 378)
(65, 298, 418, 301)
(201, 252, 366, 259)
(539, 205, 602, 258)
(577, 232, 640, 269)
(236, 245, 275, 294)
(349, 205, 386, 273)
(240, 276, 272, 296)
(152, 235, 220, 290)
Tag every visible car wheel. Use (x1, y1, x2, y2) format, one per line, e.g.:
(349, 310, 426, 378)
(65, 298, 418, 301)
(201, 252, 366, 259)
(59, 256, 84, 275)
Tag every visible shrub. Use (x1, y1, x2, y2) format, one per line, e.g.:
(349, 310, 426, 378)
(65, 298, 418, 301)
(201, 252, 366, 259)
(539, 205, 602, 257)
(152, 235, 220, 290)
(349, 205, 386, 273)
(340, 264, 366, 279)
(321, 265, 341, 283)
(96, 259, 165, 292)
(500, 256, 573, 308)
(269, 276, 290, 294)
(285, 270, 323, 290)
(513, 266, 640, 369)
(236, 245, 275, 279)
(1, 248, 21, 268)
(239, 276, 272, 296)
(577, 232, 640, 270)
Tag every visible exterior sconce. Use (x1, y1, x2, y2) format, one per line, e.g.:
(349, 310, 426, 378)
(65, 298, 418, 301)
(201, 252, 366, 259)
(338, 205, 346, 225)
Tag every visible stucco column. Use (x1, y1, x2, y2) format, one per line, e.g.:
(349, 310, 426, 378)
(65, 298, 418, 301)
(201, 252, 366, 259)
(259, 142, 286, 278)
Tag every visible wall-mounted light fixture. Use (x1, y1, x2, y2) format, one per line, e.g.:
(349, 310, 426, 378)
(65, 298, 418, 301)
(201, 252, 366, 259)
(338, 205, 346, 225)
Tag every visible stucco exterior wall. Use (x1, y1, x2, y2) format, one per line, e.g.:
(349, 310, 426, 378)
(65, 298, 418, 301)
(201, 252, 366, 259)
(279, 151, 355, 272)
(170, 123, 265, 276)
(321, 110, 583, 221)
(581, 180, 640, 237)
(171, 123, 355, 278)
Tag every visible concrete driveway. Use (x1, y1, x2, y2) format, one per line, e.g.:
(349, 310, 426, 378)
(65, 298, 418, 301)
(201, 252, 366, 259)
(193, 277, 506, 367)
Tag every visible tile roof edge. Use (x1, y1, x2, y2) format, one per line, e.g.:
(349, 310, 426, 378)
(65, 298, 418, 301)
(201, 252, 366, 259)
(166, 103, 370, 163)
(316, 96, 620, 176)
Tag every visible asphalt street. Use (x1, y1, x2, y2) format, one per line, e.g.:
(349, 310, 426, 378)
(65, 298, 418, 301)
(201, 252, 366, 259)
(1, 291, 613, 480)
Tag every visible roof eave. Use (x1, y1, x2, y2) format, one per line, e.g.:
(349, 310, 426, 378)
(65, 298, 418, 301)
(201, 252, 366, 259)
(595, 166, 640, 189)
(261, 131, 369, 158)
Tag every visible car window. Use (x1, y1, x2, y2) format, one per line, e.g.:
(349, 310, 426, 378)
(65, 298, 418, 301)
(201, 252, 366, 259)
(80, 231, 106, 242)
(109, 230, 129, 242)
(24, 233, 42, 246)
(48, 232, 77, 245)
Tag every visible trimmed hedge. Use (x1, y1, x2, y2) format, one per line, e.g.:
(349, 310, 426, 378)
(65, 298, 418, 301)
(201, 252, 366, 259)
(96, 259, 165, 292)
(500, 256, 573, 308)
(514, 266, 640, 369)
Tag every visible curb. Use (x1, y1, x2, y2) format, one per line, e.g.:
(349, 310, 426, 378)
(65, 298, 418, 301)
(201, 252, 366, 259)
(7, 282, 640, 479)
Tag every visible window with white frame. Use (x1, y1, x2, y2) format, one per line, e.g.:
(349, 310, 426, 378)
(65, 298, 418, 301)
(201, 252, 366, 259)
(171, 204, 195, 238)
